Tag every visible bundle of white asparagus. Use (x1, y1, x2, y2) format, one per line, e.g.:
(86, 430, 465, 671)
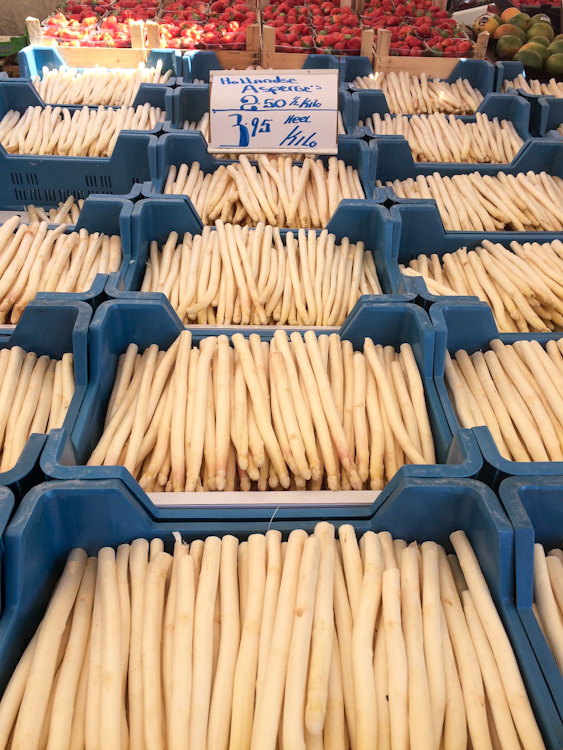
(27, 197, 84, 226)
(378, 171, 563, 231)
(352, 71, 483, 114)
(32, 60, 173, 106)
(402, 239, 563, 333)
(0, 523, 546, 750)
(362, 112, 524, 164)
(141, 223, 382, 326)
(557, 124, 563, 137)
(533, 544, 563, 676)
(0, 346, 74, 472)
(502, 75, 563, 98)
(0, 217, 122, 323)
(164, 155, 366, 228)
(87, 331, 436, 492)
(445, 339, 563, 462)
(0, 103, 164, 157)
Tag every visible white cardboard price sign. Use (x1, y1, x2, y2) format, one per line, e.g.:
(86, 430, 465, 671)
(208, 68, 339, 155)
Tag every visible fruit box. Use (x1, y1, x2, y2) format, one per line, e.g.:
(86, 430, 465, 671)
(179, 24, 260, 72)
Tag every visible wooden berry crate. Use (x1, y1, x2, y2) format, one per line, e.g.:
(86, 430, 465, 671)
(26, 17, 152, 68)
(371, 27, 489, 79)
(26, 17, 260, 70)
(262, 25, 375, 68)
(201, 24, 261, 70)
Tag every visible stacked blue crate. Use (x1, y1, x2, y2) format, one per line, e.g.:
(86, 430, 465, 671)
(40, 298, 481, 521)
(499, 476, 563, 733)
(431, 301, 563, 489)
(104, 196, 413, 321)
(0, 476, 558, 746)
(0, 300, 90, 501)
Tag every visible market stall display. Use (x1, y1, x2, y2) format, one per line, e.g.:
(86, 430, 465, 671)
(0, 347, 74, 472)
(26, 198, 84, 225)
(0, 31, 560, 749)
(157, 0, 258, 50)
(475, 8, 562, 74)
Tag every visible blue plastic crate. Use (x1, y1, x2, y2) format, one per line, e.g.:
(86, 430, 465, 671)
(499, 476, 563, 728)
(41, 297, 481, 519)
(180, 50, 339, 84)
(0, 486, 14, 614)
(148, 131, 378, 225)
(105, 196, 412, 318)
(375, 139, 563, 224)
(0, 127, 156, 212)
(165, 84, 357, 139)
(0, 475, 557, 748)
(388, 202, 563, 309)
(493, 61, 553, 136)
(430, 300, 563, 489)
(23, 195, 133, 310)
(348, 92, 531, 151)
(18, 45, 181, 84)
(341, 56, 495, 95)
(538, 96, 563, 140)
(0, 79, 172, 134)
(0, 300, 91, 502)
(371, 132, 563, 189)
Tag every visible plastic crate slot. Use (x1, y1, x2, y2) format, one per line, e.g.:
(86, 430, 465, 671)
(27, 189, 42, 203)
(44, 189, 57, 204)
(10, 173, 23, 186)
